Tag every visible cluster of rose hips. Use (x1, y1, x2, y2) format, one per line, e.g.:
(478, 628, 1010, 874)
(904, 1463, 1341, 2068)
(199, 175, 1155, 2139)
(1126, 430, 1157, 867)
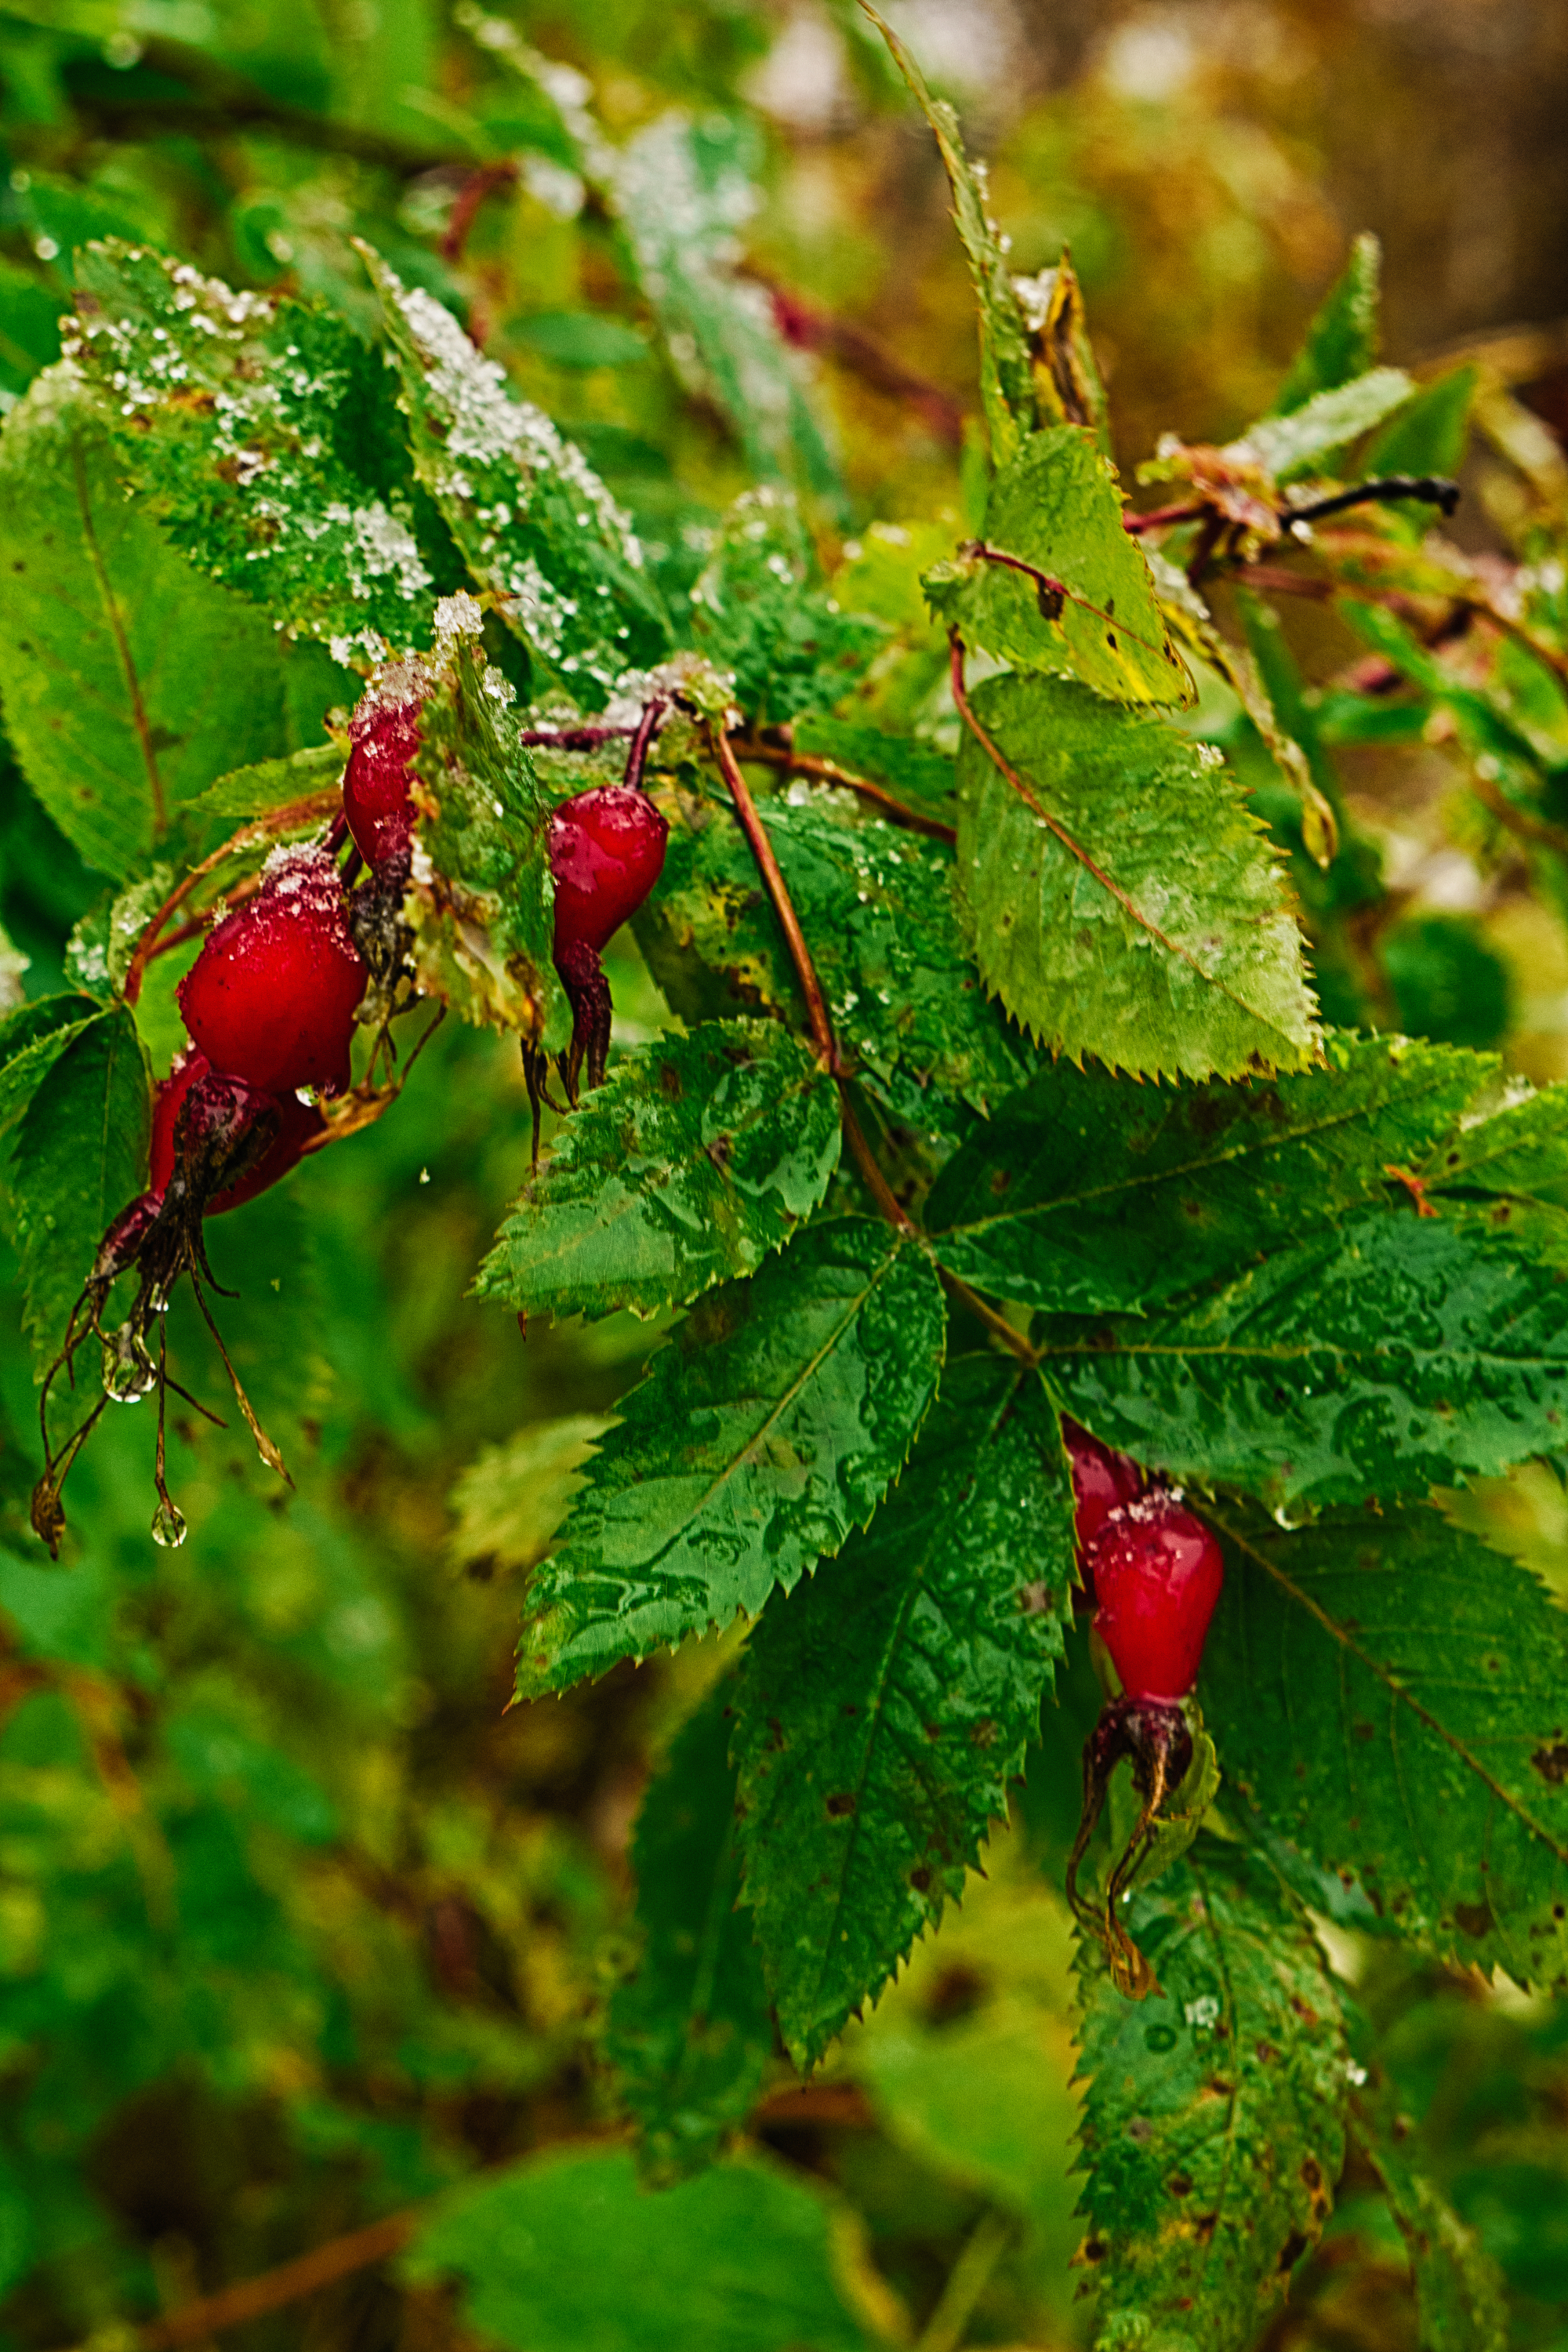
(1062, 1418, 1224, 1995)
(33, 682, 669, 1555)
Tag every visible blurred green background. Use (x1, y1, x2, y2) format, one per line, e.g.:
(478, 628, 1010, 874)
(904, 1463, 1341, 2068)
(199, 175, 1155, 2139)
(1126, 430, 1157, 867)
(1, 2, 1566, 2347)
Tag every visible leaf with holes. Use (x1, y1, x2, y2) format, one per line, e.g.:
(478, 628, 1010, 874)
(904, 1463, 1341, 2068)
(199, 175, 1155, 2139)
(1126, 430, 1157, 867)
(733, 1356, 1073, 2067)
(7, 1004, 149, 1375)
(608, 1671, 774, 2176)
(926, 1032, 1485, 1316)
(955, 670, 1318, 1081)
(361, 244, 671, 700)
(1076, 1834, 1348, 2352)
(1040, 1200, 1568, 1507)
(1201, 1500, 1568, 1991)
(67, 242, 446, 652)
(474, 1021, 840, 1322)
(0, 369, 303, 879)
(514, 1218, 946, 1698)
(924, 427, 1190, 706)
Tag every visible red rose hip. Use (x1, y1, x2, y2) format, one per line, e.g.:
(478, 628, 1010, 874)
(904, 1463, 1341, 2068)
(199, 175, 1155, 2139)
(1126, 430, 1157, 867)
(1064, 1417, 1143, 1554)
(178, 844, 368, 1099)
(549, 785, 668, 956)
(343, 699, 421, 869)
(1089, 1496, 1224, 1704)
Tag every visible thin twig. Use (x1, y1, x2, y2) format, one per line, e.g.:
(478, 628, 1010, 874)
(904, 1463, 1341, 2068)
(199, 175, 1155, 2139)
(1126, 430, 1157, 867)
(1470, 775, 1568, 859)
(441, 161, 520, 261)
(732, 738, 957, 844)
(518, 723, 641, 750)
(622, 696, 670, 794)
(707, 725, 838, 1072)
(755, 275, 966, 445)
(963, 540, 1174, 662)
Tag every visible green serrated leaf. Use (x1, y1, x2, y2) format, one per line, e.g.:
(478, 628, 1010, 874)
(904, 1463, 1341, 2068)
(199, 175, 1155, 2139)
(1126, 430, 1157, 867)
(1077, 1836, 1348, 2352)
(0, 368, 301, 880)
(447, 1416, 605, 1575)
(1270, 233, 1381, 417)
(475, 1021, 840, 1323)
(955, 670, 1319, 1081)
(515, 1217, 946, 1697)
(866, 6, 1033, 467)
(691, 488, 883, 727)
(1243, 366, 1413, 485)
(1202, 1501, 1568, 1990)
(180, 742, 346, 834)
(401, 2148, 876, 2352)
(607, 114, 843, 505)
(9, 1004, 149, 1374)
(733, 1355, 1073, 2067)
(406, 640, 559, 1037)
(1041, 1200, 1568, 1506)
(67, 243, 444, 651)
(360, 243, 671, 699)
(926, 427, 1189, 706)
(636, 790, 1034, 1121)
(608, 1672, 774, 2176)
(927, 1032, 1485, 1314)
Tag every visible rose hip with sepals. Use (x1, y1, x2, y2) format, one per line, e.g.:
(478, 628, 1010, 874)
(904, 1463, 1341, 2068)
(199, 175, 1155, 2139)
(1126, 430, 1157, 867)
(151, 1049, 324, 1217)
(343, 698, 421, 869)
(177, 843, 368, 1099)
(547, 784, 668, 1098)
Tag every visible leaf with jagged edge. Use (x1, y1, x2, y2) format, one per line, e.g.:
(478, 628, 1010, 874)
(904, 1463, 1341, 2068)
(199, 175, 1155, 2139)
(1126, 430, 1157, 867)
(0, 367, 307, 880)
(1356, 2085, 1509, 2352)
(1076, 1835, 1348, 2352)
(926, 1032, 1486, 1316)
(1200, 1499, 1568, 1993)
(405, 637, 561, 1042)
(179, 743, 346, 836)
(1039, 1199, 1568, 1508)
(633, 789, 1035, 1124)
(608, 1671, 774, 2178)
(359, 244, 672, 702)
(9, 1004, 150, 1377)
(924, 427, 1192, 707)
(955, 670, 1318, 1081)
(864, 5, 1035, 467)
(1268, 232, 1382, 417)
(1243, 366, 1413, 485)
(474, 1022, 840, 1323)
(733, 1355, 1073, 2067)
(605, 113, 842, 505)
(66, 242, 448, 652)
(514, 1218, 946, 1699)
(691, 487, 884, 728)
(1367, 365, 1478, 481)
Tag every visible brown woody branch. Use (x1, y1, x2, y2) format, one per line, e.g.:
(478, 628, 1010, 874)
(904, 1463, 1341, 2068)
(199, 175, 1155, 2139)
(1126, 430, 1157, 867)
(730, 737, 956, 844)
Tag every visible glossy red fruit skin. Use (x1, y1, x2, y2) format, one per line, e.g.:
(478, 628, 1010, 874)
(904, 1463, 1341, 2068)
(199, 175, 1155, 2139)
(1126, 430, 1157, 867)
(151, 1050, 324, 1215)
(1064, 1417, 1143, 1555)
(343, 701, 421, 869)
(549, 786, 668, 955)
(1089, 1497, 1224, 1704)
(177, 846, 368, 1099)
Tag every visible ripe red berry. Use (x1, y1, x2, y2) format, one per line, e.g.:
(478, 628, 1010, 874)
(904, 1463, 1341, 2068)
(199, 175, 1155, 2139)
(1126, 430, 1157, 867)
(151, 1049, 323, 1215)
(343, 699, 421, 869)
(549, 786, 668, 956)
(177, 845, 368, 1099)
(1089, 1495, 1224, 1704)
(1064, 1417, 1143, 1554)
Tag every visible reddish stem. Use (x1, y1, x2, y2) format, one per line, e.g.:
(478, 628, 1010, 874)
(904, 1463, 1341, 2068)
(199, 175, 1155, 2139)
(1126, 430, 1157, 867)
(708, 725, 839, 1073)
(731, 738, 956, 844)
